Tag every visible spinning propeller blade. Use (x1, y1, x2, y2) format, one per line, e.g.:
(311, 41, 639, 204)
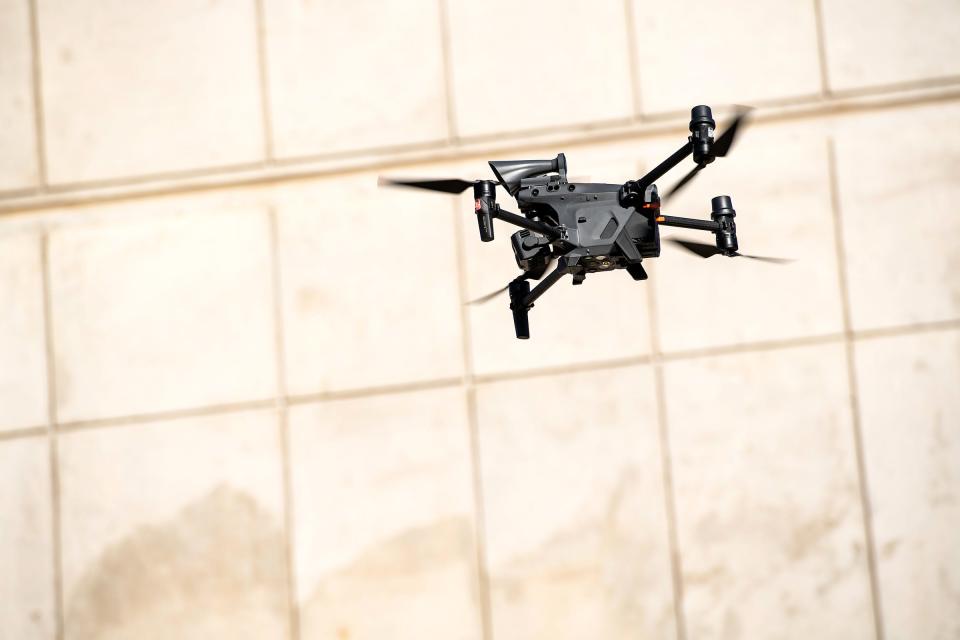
(467, 284, 510, 305)
(664, 106, 754, 199)
(667, 238, 791, 264)
(713, 106, 752, 157)
(377, 177, 477, 194)
(467, 258, 559, 305)
(663, 164, 704, 199)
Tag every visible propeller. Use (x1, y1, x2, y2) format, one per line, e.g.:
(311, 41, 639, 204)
(467, 258, 559, 305)
(664, 106, 754, 199)
(667, 238, 791, 264)
(467, 283, 511, 305)
(377, 177, 494, 194)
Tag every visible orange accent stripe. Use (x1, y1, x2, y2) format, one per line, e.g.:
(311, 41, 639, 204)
(656, 216, 665, 223)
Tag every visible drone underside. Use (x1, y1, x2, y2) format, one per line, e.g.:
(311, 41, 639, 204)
(382, 105, 786, 339)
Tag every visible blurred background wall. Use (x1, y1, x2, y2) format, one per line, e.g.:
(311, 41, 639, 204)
(1, 1, 959, 639)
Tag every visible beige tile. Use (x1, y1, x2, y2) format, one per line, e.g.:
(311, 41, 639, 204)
(58, 408, 288, 640)
(275, 172, 464, 396)
(288, 388, 481, 640)
(446, 0, 634, 138)
(37, 0, 263, 184)
(0, 0, 39, 190)
(665, 343, 874, 639)
(48, 203, 276, 423)
(0, 231, 47, 431)
(0, 437, 54, 640)
(833, 102, 960, 331)
(648, 117, 843, 352)
(263, 0, 448, 158)
(476, 366, 676, 640)
(630, 0, 822, 114)
(821, 0, 960, 91)
(459, 142, 653, 376)
(854, 329, 960, 639)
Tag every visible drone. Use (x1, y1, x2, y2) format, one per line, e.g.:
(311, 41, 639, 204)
(381, 105, 786, 339)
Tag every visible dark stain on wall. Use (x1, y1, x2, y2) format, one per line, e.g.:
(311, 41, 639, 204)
(65, 486, 289, 640)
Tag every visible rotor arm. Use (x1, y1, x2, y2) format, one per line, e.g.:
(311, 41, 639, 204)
(658, 196, 740, 256)
(656, 214, 720, 233)
(492, 206, 562, 239)
(636, 141, 694, 191)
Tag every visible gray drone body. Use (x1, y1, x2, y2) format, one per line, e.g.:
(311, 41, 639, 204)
(382, 105, 785, 339)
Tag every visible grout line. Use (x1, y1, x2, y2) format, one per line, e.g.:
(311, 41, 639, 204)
(812, 0, 833, 97)
(826, 138, 885, 640)
(474, 353, 652, 385)
(830, 73, 960, 100)
(25, 317, 958, 441)
(621, 0, 644, 119)
(39, 233, 63, 640)
(452, 201, 493, 640)
(4, 81, 960, 217)
(287, 376, 465, 406)
(660, 332, 846, 363)
(854, 318, 960, 342)
(253, 0, 276, 162)
(56, 398, 278, 434)
(268, 208, 299, 640)
(436, 0, 460, 143)
(0, 425, 47, 442)
(26, 0, 48, 187)
(644, 228, 686, 639)
(465, 385, 493, 640)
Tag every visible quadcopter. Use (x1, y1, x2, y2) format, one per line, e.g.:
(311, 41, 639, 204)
(381, 105, 785, 339)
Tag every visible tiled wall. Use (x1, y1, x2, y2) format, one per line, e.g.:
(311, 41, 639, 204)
(1, 1, 958, 639)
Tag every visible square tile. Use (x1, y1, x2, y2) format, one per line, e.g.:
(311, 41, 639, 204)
(459, 142, 653, 376)
(854, 329, 960, 639)
(275, 172, 465, 396)
(446, 0, 634, 138)
(475, 366, 676, 640)
(0, 231, 48, 431)
(48, 202, 277, 422)
(833, 102, 960, 331)
(0, 0, 39, 190)
(0, 437, 54, 640)
(58, 408, 288, 640)
(648, 117, 844, 352)
(288, 387, 482, 640)
(263, 0, 448, 158)
(820, 0, 960, 91)
(37, 0, 264, 184)
(630, 0, 822, 114)
(664, 343, 874, 638)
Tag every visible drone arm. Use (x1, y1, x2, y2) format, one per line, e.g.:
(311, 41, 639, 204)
(521, 260, 568, 307)
(493, 206, 561, 239)
(637, 141, 693, 191)
(619, 141, 693, 206)
(656, 215, 720, 233)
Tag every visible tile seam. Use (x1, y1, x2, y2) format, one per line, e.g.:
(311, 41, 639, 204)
(645, 263, 688, 640)
(826, 137, 885, 640)
(26, 0, 48, 187)
(30, 319, 960, 439)
(268, 207, 299, 640)
(452, 199, 493, 640)
(4, 81, 960, 216)
(437, 0, 460, 143)
(40, 232, 63, 640)
(812, 0, 834, 96)
(253, 0, 276, 162)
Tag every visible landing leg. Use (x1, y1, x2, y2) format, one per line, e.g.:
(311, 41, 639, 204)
(508, 259, 571, 339)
